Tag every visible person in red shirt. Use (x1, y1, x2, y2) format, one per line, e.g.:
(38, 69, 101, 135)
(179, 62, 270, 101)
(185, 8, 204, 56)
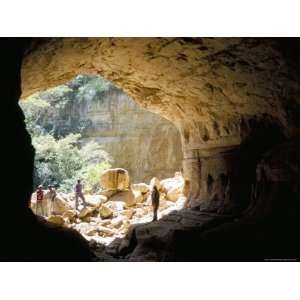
(36, 185, 45, 216)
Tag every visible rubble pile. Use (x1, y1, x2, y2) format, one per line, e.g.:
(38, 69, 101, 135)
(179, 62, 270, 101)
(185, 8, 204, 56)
(30, 169, 187, 246)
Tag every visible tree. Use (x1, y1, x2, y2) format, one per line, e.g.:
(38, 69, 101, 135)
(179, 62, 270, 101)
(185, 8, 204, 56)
(32, 133, 112, 193)
(21, 75, 114, 193)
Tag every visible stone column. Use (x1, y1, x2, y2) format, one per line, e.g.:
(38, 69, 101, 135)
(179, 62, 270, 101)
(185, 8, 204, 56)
(183, 145, 254, 215)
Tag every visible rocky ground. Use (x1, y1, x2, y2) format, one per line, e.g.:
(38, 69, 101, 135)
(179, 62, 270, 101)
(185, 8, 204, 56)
(30, 169, 186, 260)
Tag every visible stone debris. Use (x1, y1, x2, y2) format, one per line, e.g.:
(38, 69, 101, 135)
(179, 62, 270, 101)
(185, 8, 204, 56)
(99, 204, 114, 219)
(109, 190, 136, 207)
(131, 183, 150, 194)
(30, 171, 186, 247)
(47, 215, 65, 225)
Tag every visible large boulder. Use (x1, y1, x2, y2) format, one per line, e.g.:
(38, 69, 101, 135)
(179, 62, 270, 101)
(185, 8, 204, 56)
(85, 228, 99, 236)
(47, 193, 74, 215)
(48, 215, 65, 226)
(109, 190, 136, 207)
(85, 195, 107, 207)
(97, 226, 116, 237)
(167, 186, 183, 202)
(106, 201, 126, 212)
(120, 209, 134, 219)
(111, 216, 125, 229)
(62, 210, 77, 222)
(131, 183, 150, 194)
(160, 173, 184, 196)
(78, 207, 97, 219)
(99, 204, 114, 219)
(100, 168, 130, 191)
(133, 190, 145, 203)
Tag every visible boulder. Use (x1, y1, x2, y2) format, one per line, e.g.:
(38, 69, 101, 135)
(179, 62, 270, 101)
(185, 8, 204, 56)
(48, 193, 74, 215)
(81, 216, 91, 223)
(166, 186, 183, 202)
(159, 199, 168, 210)
(78, 206, 97, 219)
(134, 208, 147, 218)
(106, 201, 125, 212)
(120, 209, 134, 219)
(99, 219, 111, 226)
(100, 168, 130, 191)
(85, 194, 107, 207)
(97, 226, 115, 237)
(111, 216, 125, 229)
(109, 190, 136, 207)
(119, 220, 131, 234)
(131, 183, 150, 194)
(47, 215, 65, 226)
(99, 204, 114, 219)
(149, 177, 162, 191)
(86, 228, 99, 236)
(74, 222, 90, 234)
(133, 190, 145, 203)
(160, 174, 184, 194)
(99, 190, 118, 199)
(62, 210, 77, 222)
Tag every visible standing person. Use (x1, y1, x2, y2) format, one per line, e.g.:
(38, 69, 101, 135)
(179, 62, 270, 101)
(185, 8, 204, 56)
(36, 185, 45, 216)
(151, 185, 160, 222)
(75, 179, 87, 210)
(48, 185, 57, 215)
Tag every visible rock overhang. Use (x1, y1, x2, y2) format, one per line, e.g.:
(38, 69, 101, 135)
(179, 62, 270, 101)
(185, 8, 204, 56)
(21, 38, 300, 152)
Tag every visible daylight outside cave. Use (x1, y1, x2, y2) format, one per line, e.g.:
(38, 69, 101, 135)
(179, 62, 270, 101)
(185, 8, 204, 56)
(20, 74, 185, 246)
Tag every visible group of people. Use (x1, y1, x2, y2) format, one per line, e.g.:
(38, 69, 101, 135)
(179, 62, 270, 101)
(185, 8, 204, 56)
(35, 178, 161, 222)
(35, 179, 87, 216)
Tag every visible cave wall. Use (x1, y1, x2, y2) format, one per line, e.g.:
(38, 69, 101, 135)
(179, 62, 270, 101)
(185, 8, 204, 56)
(21, 38, 300, 214)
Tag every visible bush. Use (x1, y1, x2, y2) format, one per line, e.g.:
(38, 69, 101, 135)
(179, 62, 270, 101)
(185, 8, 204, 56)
(32, 133, 112, 193)
(21, 75, 114, 193)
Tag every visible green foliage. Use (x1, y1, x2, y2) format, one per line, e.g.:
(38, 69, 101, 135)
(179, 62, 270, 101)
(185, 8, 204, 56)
(21, 74, 115, 138)
(21, 75, 114, 193)
(80, 162, 111, 193)
(32, 133, 112, 193)
(76, 76, 111, 103)
(20, 96, 50, 136)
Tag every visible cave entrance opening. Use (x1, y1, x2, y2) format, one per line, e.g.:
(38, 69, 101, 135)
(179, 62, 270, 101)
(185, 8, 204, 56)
(20, 74, 185, 246)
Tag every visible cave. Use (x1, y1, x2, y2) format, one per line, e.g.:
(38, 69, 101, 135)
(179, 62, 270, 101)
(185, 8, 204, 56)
(19, 73, 184, 248)
(2, 37, 300, 261)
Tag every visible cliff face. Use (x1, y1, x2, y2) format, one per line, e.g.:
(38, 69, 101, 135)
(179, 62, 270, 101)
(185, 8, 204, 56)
(22, 76, 183, 183)
(76, 83, 183, 183)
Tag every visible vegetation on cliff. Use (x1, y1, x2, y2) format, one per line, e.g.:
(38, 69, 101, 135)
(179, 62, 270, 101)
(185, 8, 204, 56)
(20, 75, 113, 192)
